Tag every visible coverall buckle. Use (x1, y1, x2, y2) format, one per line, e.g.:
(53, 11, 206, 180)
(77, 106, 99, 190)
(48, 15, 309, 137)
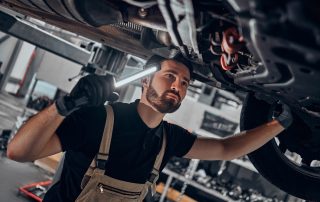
(96, 159, 108, 169)
(148, 172, 159, 184)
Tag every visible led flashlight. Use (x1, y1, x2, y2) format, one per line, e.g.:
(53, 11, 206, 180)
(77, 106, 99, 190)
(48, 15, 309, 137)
(73, 65, 159, 106)
(114, 66, 158, 88)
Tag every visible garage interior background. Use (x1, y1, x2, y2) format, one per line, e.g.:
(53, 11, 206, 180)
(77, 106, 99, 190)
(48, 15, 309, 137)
(0, 13, 305, 202)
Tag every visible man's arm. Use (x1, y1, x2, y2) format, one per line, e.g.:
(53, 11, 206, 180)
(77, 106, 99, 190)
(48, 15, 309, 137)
(184, 119, 283, 160)
(184, 104, 292, 160)
(7, 104, 64, 162)
(7, 74, 118, 162)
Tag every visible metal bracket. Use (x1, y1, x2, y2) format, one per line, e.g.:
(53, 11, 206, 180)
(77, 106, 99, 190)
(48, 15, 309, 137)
(0, 10, 90, 66)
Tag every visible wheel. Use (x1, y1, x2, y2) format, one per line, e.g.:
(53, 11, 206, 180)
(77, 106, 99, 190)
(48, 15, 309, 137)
(240, 94, 320, 200)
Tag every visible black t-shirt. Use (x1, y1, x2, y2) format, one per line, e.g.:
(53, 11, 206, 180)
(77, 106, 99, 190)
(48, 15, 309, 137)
(43, 100, 196, 202)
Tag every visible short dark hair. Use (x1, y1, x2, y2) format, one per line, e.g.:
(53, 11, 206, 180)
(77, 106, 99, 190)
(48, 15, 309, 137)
(144, 53, 194, 78)
(169, 52, 193, 76)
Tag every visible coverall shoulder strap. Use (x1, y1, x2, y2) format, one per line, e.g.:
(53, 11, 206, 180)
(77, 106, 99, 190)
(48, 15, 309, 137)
(144, 125, 167, 198)
(153, 124, 167, 170)
(96, 105, 114, 162)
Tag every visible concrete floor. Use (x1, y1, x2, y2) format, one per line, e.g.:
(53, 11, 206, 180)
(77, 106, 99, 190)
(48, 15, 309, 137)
(0, 92, 51, 201)
(0, 152, 52, 202)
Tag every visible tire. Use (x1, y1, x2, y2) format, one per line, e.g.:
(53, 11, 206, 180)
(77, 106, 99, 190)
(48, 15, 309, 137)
(240, 94, 320, 201)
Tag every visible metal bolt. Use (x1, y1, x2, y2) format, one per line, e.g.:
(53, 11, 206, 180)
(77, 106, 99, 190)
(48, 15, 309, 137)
(138, 8, 148, 18)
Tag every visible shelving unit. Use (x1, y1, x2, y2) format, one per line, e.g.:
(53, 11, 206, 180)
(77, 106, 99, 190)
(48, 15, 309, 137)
(161, 168, 235, 202)
(230, 158, 257, 173)
(158, 127, 263, 201)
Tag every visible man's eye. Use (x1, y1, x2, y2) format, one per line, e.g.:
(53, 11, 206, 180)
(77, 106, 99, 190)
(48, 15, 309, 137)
(165, 74, 174, 79)
(182, 81, 189, 87)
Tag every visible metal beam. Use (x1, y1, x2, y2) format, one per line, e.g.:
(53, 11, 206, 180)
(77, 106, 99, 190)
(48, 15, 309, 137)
(0, 39, 23, 92)
(16, 47, 45, 97)
(0, 34, 10, 45)
(0, 10, 91, 66)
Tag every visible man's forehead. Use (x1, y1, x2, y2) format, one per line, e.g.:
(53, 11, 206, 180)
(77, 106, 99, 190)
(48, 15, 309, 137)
(160, 60, 191, 79)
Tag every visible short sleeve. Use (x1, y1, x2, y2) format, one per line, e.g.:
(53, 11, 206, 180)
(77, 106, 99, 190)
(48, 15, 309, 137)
(166, 123, 197, 157)
(56, 105, 106, 152)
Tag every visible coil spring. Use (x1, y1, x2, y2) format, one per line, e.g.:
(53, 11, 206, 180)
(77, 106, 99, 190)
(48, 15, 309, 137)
(210, 27, 245, 71)
(111, 22, 143, 33)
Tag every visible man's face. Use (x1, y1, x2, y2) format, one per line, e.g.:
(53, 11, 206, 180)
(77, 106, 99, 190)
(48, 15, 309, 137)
(145, 60, 191, 113)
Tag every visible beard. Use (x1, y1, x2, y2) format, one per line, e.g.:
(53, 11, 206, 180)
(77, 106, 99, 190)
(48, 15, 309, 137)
(146, 82, 182, 114)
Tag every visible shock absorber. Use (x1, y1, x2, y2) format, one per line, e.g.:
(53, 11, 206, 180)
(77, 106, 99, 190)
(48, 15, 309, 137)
(210, 27, 245, 71)
(220, 52, 238, 71)
(221, 27, 244, 54)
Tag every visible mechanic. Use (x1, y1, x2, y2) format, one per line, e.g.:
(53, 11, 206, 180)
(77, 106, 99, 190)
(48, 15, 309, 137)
(7, 54, 292, 202)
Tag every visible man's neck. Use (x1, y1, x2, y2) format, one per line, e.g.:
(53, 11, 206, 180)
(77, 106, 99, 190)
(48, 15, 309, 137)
(137, 100, 164, 128)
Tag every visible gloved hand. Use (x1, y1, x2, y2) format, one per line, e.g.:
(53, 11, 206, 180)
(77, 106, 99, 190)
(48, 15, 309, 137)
(55, 74, 119, 116)
(274, 104, 293, 129)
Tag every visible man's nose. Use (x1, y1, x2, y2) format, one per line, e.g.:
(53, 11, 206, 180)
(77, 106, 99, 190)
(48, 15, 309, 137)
(171, 79, 181, 92)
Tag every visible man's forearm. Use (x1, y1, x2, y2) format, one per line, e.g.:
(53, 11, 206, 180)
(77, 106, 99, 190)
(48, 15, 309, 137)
(7, 104, 64, 162)
(222, 119, 284, 160)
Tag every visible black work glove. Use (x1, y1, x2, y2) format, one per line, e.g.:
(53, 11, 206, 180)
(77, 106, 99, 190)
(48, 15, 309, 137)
(55, 74, 119, 116)
(274, 104, 293, 129)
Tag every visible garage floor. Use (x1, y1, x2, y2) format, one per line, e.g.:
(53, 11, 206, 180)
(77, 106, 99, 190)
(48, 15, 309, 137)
(0, 92, 51, 201)
(0, 152, 52, 202)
